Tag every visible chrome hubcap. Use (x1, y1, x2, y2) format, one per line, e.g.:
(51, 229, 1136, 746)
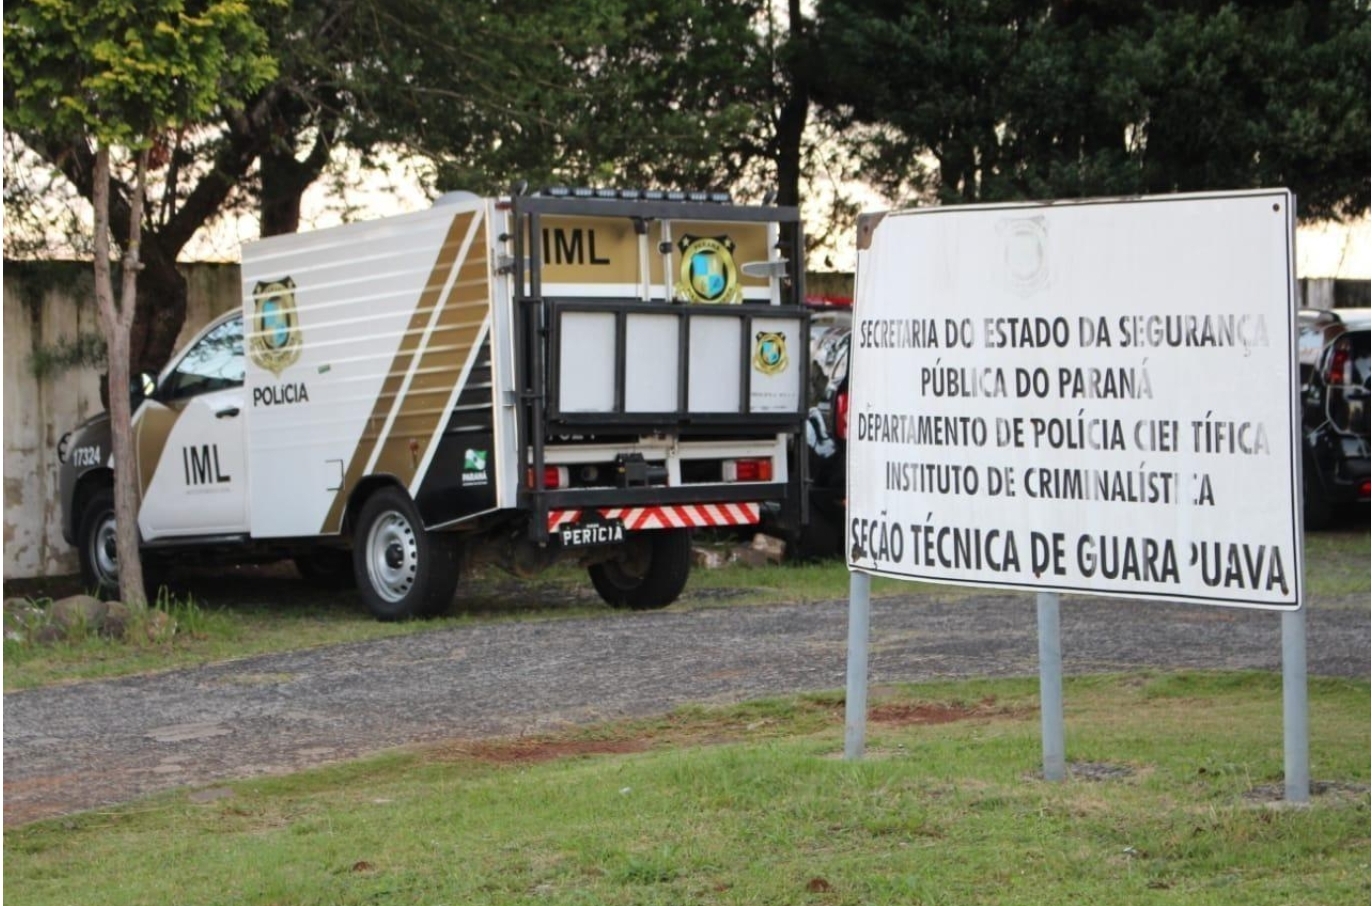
(367, 511, 418, 603)
(93, 515, 119, 582)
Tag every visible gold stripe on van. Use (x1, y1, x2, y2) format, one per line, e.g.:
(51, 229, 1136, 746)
(319, 210, 481, 533)
(135, 406, 181, 498)
(370, 217, 490, 483)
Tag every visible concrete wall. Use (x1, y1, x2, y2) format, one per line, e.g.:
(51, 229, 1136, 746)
(1300, 277, 1371, 310)
(3, 262, 240, 579)
(3, 262, 1368, 579)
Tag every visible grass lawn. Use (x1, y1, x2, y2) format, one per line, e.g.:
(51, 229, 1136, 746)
(4, 672, 1367, 905)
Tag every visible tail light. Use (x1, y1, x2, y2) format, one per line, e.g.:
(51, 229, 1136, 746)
(1327, 339, 1352, 385)
(527, 466, 569, 489)
(723, 458, 773, 482)
(1359, 480, 1370, 500)
(835, 391, 850, 441)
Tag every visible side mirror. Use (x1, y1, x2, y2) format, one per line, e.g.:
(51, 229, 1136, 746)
(131, 372, 156, 405)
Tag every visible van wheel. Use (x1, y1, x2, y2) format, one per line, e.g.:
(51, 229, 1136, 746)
(353, 487, 460, 620)
(78, 487, 120, 599)
(589, 529, 692, 610)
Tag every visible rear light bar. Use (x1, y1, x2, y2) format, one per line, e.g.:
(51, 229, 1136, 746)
(723, 458, 773, 482)
(527, 466, 570, 489)
(1360, 480, 1370, 500)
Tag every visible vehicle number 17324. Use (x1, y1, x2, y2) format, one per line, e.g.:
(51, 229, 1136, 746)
(71, 445, 103, 467)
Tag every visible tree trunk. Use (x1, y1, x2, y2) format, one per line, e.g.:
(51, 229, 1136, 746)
(259, 148, 305, 237)
(131, 241, 189, 378)
(93, 146, 147, 606)
(259, 129, 335, 237)
(774, 0, 810, 210)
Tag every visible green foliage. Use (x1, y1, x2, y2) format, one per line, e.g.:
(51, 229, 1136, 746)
(549, 0, 773, 192)
(323, 0, 774, 196)
(4, 0, 278, 147)
(814, 0, 1370, 220)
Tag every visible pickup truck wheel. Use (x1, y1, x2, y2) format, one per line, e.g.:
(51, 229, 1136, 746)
(76, 487, 167, 602)
(589, 528, 692, 610)
(353, 487, 460, 620)
(78, 488, 120, 599)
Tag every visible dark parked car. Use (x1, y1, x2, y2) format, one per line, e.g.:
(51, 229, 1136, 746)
(769, 300, 851, 559)
(1298, 307, 1370, 528)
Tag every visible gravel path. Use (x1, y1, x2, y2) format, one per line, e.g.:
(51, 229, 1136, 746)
(5, 591, 1368, 825)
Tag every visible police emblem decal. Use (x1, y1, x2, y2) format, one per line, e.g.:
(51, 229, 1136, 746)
(753, 331, 788, 375)
(248, 278, 303, 377)
(675, 235, 741, 304)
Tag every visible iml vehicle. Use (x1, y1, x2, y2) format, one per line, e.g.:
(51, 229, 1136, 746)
(58, 188, 810, 618)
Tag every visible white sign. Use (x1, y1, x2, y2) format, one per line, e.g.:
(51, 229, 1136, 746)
(847, 191, 1302, 610)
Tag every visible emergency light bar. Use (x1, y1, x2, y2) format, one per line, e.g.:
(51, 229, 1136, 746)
(539, 186, 732, 204)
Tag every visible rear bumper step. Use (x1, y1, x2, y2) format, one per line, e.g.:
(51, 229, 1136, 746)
(548, 502, 760, 532)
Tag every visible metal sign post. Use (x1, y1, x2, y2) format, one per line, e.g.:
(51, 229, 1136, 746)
(1037, 592, 1066, 781)
(845, 570, 871, 760)
(1282, 607, 1310, 802)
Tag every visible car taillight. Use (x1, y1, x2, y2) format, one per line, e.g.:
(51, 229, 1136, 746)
(835, 391, 850, 440)
(1327, 340, 1352, 385)
(1360, 479, 1370, 500)
(527, 466, 569, 489)
(723, 458, 773, 482)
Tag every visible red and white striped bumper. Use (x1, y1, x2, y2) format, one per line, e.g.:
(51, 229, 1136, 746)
(548, 502, 760, 532)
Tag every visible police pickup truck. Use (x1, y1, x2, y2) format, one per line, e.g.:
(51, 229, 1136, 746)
(58, 188, 809, 619)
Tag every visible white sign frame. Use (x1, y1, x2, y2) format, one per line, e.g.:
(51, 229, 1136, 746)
(846, 190, 1303, 610)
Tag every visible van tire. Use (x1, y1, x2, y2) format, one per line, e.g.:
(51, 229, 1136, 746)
(353, 487, 461, 620)
(77, 487, 120, 599)
(589, 529, 692, 610)
(76, 487, 165, 602)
